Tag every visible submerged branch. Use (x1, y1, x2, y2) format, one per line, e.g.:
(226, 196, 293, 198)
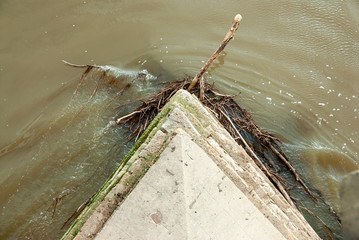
(219, 107, 297, 208)
(61, 192, 96, 229)
(63, 60, 102, 97)
(74, 66, 94, 96)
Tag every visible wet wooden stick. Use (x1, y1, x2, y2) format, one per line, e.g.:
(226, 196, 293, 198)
(62, 60, 91, 68)
(61, 192, 96, 229)
(116, 110, 142, 124)
(90, 71, 106, 99)
(62, 60, 102, 96)
(199, 76, 205, 100)
(219, 107, 297, 208)
(269, 145, 318, 202)
(187, 14, 242, 92)
(74, 66, 93, 96)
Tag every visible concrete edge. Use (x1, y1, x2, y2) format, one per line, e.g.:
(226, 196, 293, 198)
(61, 106, 173, 240)
(166, 90, 320, 239)
(62, 89, 320, 240)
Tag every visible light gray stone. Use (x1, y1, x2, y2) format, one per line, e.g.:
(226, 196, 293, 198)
(340, 170, 359, 240)
(66, 90, 319, 240)
(95, 132, 286, 240)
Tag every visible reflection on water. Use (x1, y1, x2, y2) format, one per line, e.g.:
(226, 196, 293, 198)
(0, 0, 358, 239)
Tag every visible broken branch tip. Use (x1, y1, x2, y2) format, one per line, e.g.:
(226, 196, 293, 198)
(235, 14, 242, 22)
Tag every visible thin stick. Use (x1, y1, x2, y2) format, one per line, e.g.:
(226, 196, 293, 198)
(219, 107, 296, 208)
(90, 71, 106, 99)
(63, 60, 103, 96)
(62, 60, 93, 68)
(187, 14, 242, 91)
(61, 192, 96, 229)
(199, 76, 205, 100)
(116, 111, 142, 124)
(73, 66, 93, 96)
(269, 145, 318, 202)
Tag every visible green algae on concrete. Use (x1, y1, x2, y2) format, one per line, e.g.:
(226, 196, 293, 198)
(61, 105, 172, 240)
(62, 89, 320, 240)
(61, 88, 215, 240)
(62, 90, 210, 239)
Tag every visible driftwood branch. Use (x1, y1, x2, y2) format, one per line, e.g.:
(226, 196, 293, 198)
(219, 107, 297, 208)
(61, 192, 96, 229)
(62, 60, 102, 96)
(199, 76, 205, 100)
(62, 60, 93, 68)
(116, 110, 142, 124)
(269, 145, 318, 202)
(187, 14, 242, 92)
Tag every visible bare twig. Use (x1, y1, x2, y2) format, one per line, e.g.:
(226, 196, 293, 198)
(62, 60, 92, 68)
(63, 60, 103, 96)
(187, 14, 242, 92)
(293, 196, 335, 239)
(269, 145, 318, 202)
(76, 66, 94, 96)
(61, 192, 96, 229)
(219, 107, 296, 208)
(199, 76, 205, 100)
(116, 111, 142, 124)
(48, 187, 76, 217)
(90, 71, 106, 99)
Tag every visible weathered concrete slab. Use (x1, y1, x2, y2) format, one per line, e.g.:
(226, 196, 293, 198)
(62, 90, 319, 240)
(95, 131, 286, 240)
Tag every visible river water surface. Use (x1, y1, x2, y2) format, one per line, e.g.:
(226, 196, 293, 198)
(1, 1, 358, 239)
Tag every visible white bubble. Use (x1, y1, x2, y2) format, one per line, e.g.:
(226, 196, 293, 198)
(286, 92, 294, 97)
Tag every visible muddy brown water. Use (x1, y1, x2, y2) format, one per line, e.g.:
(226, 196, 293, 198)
(0, 1, 358, 239)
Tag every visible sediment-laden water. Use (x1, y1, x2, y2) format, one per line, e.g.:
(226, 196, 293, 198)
(0, 1, 358, 239)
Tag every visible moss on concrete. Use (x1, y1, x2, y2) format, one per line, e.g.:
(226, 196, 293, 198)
(61, 101, 174, 240)
(62, 90, 321, 240)
(61, 90, 213, 240)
